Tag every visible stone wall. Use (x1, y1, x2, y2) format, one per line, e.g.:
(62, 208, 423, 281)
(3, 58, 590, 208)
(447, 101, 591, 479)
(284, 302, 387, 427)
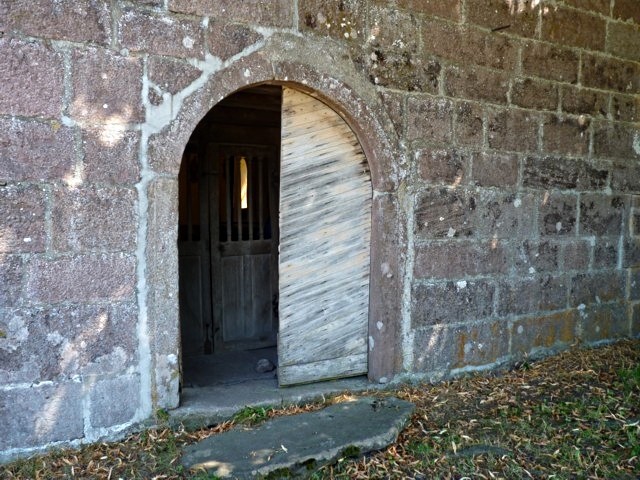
(0, 0, 638, 460)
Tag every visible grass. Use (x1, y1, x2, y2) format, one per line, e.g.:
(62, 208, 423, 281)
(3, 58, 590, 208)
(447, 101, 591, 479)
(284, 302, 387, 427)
(231, 405, 274, 426)
(2, 340, 639, 479)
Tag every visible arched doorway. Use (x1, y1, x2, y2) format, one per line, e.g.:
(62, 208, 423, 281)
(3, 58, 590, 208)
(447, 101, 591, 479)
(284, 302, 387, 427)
(178, 85, 372, 389)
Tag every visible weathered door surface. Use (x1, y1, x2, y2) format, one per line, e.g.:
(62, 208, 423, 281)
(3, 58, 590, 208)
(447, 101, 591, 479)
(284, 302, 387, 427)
(278, 87, 372, 386)
(210, 144, 279, 351)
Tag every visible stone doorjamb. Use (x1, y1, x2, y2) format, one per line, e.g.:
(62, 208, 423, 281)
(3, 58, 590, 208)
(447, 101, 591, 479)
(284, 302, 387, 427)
(143, 34, 405, 409)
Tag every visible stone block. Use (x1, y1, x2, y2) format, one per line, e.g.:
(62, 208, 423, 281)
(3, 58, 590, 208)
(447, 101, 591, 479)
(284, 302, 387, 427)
(538, 192, 577, 236)
(523, 156, 607, 190)
(561, 240, 592, 271)
(168, 0, 294, 27)
(634, 304, 640, 337)
(395, 0, 462, 20)
(632, 196, 640, 236)
(0, 302, 138, 384)
(511, 77, 559, 111)
(514, 240, 561, 273)
(79, 303, 139, 377)
(487, 108, 539, 153)
(70, 48, 144, 125)
(413, 320, 510, 372)
(26, 253, 136, 303)
(498, 275, 568, 316)
(90, 374, 140, 428)
(614, 0, 640, 24)
(415, 188, 535, 240)
(511, 311, 577, 356)
(611, 166, 640, 194)
(148, 57, 202, 97)
(580, 304, 629, 342)
(369, 51, 441, 92)
(414, 240, 509, 279)
(456, 320, 510, 368)
(593, 239, 619, 269)
(120, 9, 205, 59)
(444, 65, 509, 105)
(561, 0, 610, 15)
(369, 194, 405, 379)
(570, 271, 625, 306)
(146, 178, 181, 409)
(623, 238, 640, 268)
(416, 149, 469, 186)
(476, 191, 537, 239)
(82, 128, 141, 184)
(0, 118, 76, 182)
(542, 115, 590, 156)
(521, 41, 579, 84)
(541, 5, 606, 51)
(411, 279, 495, 327)
(466, 0, 539, 38)
(369, 6, 419, 53)
(413, 325, 456, 372)
(378, 90, 405, 138)
(607, 22, 640, 62)
(0, 255, 23, 308)
(0, 38, 64, 118)
(52, 185, 137, 252)
(415, 187, 476, 239)
(582, 52, 640, 94)
(0, 308, 39, 385)
(299, 0, 365, 42)
(593, 121, 640, 160)
(579, 194, 625, 236)
(406, 95, 453, 144)
(146, 179, 179, 344)
(368, 8, 439, 93)
(423, 19, 517, 71)
(208, 21, 263, 60)
(454, 100, 484, 148)
(0, 184, 46, 253)
(561, 85, 609, 117)
(611, 94, 639, 123)
(0, 0, 110, 45)
(632, 211, 640, 237)
(472, 152, 518, 188)
(0, 382, 83, 450)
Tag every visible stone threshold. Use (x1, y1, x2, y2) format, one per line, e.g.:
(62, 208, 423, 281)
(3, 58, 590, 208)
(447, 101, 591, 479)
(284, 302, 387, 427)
(180, 396, 415, 478)
(170, 376, 380, 431)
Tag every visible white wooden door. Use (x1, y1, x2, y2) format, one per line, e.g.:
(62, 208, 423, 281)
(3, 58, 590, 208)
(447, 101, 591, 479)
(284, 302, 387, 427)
(278, 88, 372, 386)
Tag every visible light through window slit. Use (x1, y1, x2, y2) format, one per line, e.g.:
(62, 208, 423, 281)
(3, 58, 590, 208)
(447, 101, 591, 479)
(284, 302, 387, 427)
(240, 156, 248, 209)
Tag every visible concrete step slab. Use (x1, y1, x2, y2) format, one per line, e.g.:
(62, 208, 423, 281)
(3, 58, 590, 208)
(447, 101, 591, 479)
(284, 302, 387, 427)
(181, 396, 415, 478)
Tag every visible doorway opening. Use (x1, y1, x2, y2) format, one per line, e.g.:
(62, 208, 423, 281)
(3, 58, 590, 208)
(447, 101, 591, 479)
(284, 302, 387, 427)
(178, 84, 372, 396)
(179, 85, 282, 389)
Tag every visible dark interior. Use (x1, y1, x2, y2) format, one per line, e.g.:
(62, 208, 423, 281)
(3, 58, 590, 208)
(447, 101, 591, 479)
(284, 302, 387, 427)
(178, 85, 283, 388)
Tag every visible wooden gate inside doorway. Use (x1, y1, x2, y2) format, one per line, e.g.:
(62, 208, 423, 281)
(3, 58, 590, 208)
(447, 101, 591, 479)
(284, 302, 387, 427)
(211, 145, 279, 351)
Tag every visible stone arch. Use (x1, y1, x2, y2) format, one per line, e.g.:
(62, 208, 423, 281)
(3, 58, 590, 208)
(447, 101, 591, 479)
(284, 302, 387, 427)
(144, 34, 404, 408)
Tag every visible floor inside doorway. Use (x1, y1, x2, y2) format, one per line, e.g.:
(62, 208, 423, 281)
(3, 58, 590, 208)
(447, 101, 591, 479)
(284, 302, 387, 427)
(183, 347, 280, 388)
(175, 348, 374, 428)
